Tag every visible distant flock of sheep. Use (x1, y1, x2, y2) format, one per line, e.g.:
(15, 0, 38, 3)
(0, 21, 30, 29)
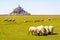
(3, 18, 51, 23)
(24, 18, 52, 23)
(28, 25, 54, 36)
(4, 19, 15, 22)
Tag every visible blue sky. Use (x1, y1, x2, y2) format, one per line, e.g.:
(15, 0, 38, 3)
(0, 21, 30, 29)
(0, 0, 60, 15)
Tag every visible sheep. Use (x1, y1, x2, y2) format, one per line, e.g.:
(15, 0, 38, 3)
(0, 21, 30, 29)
(36, 25, 46, 36)
(44, 18, 52, 22)
(12, 19, 15, 22)
(4, 19, 7, 21)
(24, 20, 28, 23)
(28, 26, 37, 35)
(47, 18, 51, 21)
(44, 26, 50, 34)
(4, 19, 8, 22)
(36, 26, 42, 36)
(8, 19, 15, 22)
(48, 25, 54, 34)
(9, 19, 12, 22)
(40, 19, 44, 22)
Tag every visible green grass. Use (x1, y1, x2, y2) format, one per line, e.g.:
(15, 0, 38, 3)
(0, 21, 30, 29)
(0, 15, 60, 40)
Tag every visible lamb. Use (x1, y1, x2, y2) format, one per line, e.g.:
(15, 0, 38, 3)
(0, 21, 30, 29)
(28, 26, 37, 35)
(48, 25, 54, 34)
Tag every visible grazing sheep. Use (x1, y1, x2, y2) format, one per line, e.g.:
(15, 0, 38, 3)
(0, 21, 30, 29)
(36, 26, 42, 36)
(28, 26, 37, 35)
(24, 20, 28, 23)
(47, 18, 51, 21)
(48, 25, 54, 34)
(4, 19, 15, 22)
(8, 19, 15, 22)
(9, 19, 12, 22)
(44, 18, 52, 22)
(12, 19, 15, 22)
(44, 26, 50, 34)
(4, 19, 8, 22)
(36, 25, 46, 36)
(40, 19, 44, 22)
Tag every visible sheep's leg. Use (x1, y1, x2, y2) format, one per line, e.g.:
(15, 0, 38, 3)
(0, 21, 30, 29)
(41, 32, 43, 36)
(38, 33, 40, 36)
(28, 31, 30, 35)
(34, 32, 36, 36)
(38, 31, 42, 36)
(51, 28, 54, 34)
(31, 31, 33, 35)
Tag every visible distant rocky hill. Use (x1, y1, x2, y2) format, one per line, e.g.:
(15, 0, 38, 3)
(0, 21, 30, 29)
(10, 6, 31, 15)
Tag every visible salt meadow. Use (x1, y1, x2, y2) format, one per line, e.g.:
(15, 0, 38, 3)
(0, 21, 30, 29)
(0, 15, 59, 40)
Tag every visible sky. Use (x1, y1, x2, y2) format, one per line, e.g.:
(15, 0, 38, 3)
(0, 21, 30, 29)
(0, 0, 60, 15)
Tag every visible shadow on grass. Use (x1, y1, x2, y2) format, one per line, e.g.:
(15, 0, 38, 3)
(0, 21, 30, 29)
(32, 33, 58, 36)
(33, 34, 48, 36)
(49, 33, 58, 35)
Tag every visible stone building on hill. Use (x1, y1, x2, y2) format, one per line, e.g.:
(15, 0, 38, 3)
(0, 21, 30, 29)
(10, 5, 31, 15)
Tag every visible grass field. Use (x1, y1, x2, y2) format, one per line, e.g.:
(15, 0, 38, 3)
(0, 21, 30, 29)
(0, 15, 60, 40)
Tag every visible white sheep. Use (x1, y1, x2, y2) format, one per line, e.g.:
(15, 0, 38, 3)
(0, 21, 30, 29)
(36, 25, 46, 36)
(28, 26, 37, 35)
(36, 26, 42, 35)
(24, 20, 28, 23)
(44, 26, 50, 34)
(49, 25, 54, 34)
(47, 18, 51, 21)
